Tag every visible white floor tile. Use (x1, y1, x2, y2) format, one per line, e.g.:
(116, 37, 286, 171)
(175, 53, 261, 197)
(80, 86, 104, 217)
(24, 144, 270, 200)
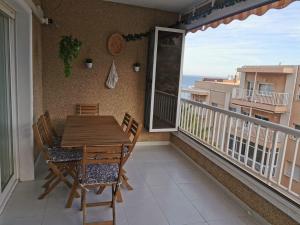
(0, 145, 265, 225)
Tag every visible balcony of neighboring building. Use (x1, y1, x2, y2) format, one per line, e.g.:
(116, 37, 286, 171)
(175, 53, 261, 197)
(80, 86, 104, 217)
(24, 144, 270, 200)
(231, 88, 289, 113)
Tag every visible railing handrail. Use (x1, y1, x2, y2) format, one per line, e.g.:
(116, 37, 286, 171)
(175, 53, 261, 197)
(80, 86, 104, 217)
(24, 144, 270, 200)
(155, 90, 177, 98)
(181, 98, 300, 138)
(233, 87, 289, 96)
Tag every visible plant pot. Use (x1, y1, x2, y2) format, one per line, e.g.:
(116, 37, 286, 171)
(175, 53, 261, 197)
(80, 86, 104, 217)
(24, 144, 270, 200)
(133, 66, 140, 72)
(85, 62, 93, 69)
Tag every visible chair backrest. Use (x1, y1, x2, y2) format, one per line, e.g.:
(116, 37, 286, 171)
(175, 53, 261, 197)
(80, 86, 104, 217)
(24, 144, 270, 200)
(121, 113, 132, 133)
(81, 145, 125, 183)
(36, 115, 53, 146)
(32, 122, 50, 160)
(76, 104, 99, 116)
(44, 111, 58, 137)
(127, 119, 142, 152)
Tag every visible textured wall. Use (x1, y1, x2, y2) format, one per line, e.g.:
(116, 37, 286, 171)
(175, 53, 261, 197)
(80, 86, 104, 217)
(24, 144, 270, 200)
(41, 0, 177, 141)
(32, 14, 43, 159)
(171, 133, 299, 225)
(32, 15, 43, 121)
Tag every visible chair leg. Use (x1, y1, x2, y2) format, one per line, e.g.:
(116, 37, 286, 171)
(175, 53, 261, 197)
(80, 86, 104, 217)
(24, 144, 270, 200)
(38, 177, 60, 199)
(116, 189, 123, 203)
(96, 185, 106, 195)
(51, 163, 80, 198)
(45, 169, 53, 179)
(42, 173, 56, 188)
(66, 180, 78, 208)
(121, 174, 133, 191)
(82, 188, 87, 225)
(112, 185, 116, 225)
(80, 188, 84, 211)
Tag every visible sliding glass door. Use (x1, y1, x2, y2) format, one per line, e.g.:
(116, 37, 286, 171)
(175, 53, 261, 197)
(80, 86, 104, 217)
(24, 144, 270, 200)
(0, 10, 15, 194)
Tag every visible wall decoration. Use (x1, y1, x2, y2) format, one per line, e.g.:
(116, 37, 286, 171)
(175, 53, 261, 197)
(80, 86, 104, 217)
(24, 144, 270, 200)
(106, 60, 119, 89)
(133, 62, 141, 72)
(59, 35, 82, 77)
(107, 33, 126, 56)
(122, 32, 149, 42)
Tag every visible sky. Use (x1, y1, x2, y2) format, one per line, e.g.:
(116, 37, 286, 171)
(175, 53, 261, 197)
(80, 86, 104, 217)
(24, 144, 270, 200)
(183, 1, 300, 78)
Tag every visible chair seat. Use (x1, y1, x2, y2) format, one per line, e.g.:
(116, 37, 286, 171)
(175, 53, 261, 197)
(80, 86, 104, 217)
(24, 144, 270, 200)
(79, 164, 119, 185)
(47, 147, 82, 163)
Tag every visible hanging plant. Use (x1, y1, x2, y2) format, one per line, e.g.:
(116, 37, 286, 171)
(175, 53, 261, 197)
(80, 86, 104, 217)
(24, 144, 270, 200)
(122, 32, 149, 42)
(59, 35, 82, 77)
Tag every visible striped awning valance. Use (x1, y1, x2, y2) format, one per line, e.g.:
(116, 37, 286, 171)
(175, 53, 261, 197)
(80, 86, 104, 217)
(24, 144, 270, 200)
(179, 0, 295, 33)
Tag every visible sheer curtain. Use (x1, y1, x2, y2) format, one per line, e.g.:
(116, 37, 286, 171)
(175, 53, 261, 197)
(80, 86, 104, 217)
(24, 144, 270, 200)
(0, 11, 14, 191)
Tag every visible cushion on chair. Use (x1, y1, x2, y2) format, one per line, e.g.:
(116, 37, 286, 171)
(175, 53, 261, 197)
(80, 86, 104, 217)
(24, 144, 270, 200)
(47, 146, 82, 163)
(79, 164, 119, 185)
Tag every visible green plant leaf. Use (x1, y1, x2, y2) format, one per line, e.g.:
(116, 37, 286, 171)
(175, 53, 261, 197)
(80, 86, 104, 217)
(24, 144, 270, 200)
(59, 35, 82, 77)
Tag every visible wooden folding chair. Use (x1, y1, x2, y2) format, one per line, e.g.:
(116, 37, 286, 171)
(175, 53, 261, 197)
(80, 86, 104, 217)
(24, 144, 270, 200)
(76, 104, 100, 116)
(96, 119, 142, 201)
(120, 119, 142, 191)
(43, 111, 62, 147)
(121, 112, 132, 133)
(66, 145, 125, 225)
(44, 110, 58, 138)
(33, 116, 81, 199)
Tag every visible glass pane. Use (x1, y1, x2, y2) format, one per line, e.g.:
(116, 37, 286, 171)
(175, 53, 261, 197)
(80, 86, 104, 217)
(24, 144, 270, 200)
(0, 12, 14, 191)
(152, 30, 183, 129)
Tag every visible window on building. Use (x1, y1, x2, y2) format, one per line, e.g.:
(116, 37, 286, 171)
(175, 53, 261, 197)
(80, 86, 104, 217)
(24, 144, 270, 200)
(247, 81, 254, 96)
(258, 83, 273, 96)
(241, 110, 249, 116)
(228, 135, 279, 175)
(297, 87, 300, 101)
(255, 115, 269, 121)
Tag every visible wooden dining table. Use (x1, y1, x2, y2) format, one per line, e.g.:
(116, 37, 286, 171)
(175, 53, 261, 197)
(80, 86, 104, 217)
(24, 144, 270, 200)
(62, 115, 132, 208)
(61, 115, 132, 147)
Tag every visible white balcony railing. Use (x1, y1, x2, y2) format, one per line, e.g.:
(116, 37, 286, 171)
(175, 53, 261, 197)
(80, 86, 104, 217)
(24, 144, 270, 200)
(179, 98, 300, 204)
(232, 88, 289, 106)
(154, 90, 178, 125)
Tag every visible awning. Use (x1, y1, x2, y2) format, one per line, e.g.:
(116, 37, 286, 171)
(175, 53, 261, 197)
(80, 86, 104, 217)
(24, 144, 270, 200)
(179, 0, 295, 33)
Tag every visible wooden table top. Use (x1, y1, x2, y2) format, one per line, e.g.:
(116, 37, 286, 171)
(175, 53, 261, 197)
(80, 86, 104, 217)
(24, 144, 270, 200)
(61, 115, 131, 147)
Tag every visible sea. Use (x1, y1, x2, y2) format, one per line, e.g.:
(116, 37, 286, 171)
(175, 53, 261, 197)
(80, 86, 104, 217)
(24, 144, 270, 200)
(181, 75, 203, 88)
(181, 75, 203, 98)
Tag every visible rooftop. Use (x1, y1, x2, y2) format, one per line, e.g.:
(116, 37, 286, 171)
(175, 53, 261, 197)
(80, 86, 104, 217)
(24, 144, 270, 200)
(237, 65, 299, 74)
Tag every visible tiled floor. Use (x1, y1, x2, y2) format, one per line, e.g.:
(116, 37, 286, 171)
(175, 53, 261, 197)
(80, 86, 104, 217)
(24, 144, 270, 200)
(0, 145, 265, 225)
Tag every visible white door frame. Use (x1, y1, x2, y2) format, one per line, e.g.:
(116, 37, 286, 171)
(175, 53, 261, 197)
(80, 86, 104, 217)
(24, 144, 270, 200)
(149, 26, 186, 132)
(0, 0, 34, 214)
(0, 1, 18, 214)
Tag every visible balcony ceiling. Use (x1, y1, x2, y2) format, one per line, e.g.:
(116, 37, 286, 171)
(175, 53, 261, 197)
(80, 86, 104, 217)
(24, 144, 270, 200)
(105, 0, 206, 12)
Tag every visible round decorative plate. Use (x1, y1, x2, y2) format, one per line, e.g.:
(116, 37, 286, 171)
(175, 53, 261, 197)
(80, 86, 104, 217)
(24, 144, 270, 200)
(107, 33, 125, 56)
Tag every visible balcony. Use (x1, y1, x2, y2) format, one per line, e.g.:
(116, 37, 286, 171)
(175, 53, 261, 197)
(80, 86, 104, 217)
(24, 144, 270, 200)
(231, 88, 289, 113)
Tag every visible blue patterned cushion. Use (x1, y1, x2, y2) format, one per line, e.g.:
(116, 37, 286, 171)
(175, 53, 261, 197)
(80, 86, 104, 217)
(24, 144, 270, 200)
(79, 164, 119, 185)
(47, 147, 82, 162)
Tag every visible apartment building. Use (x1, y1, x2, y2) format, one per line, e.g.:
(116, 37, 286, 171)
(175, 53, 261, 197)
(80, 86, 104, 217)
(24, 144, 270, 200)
(231, 65, 300, 193)
(182, 78, 239, 110)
